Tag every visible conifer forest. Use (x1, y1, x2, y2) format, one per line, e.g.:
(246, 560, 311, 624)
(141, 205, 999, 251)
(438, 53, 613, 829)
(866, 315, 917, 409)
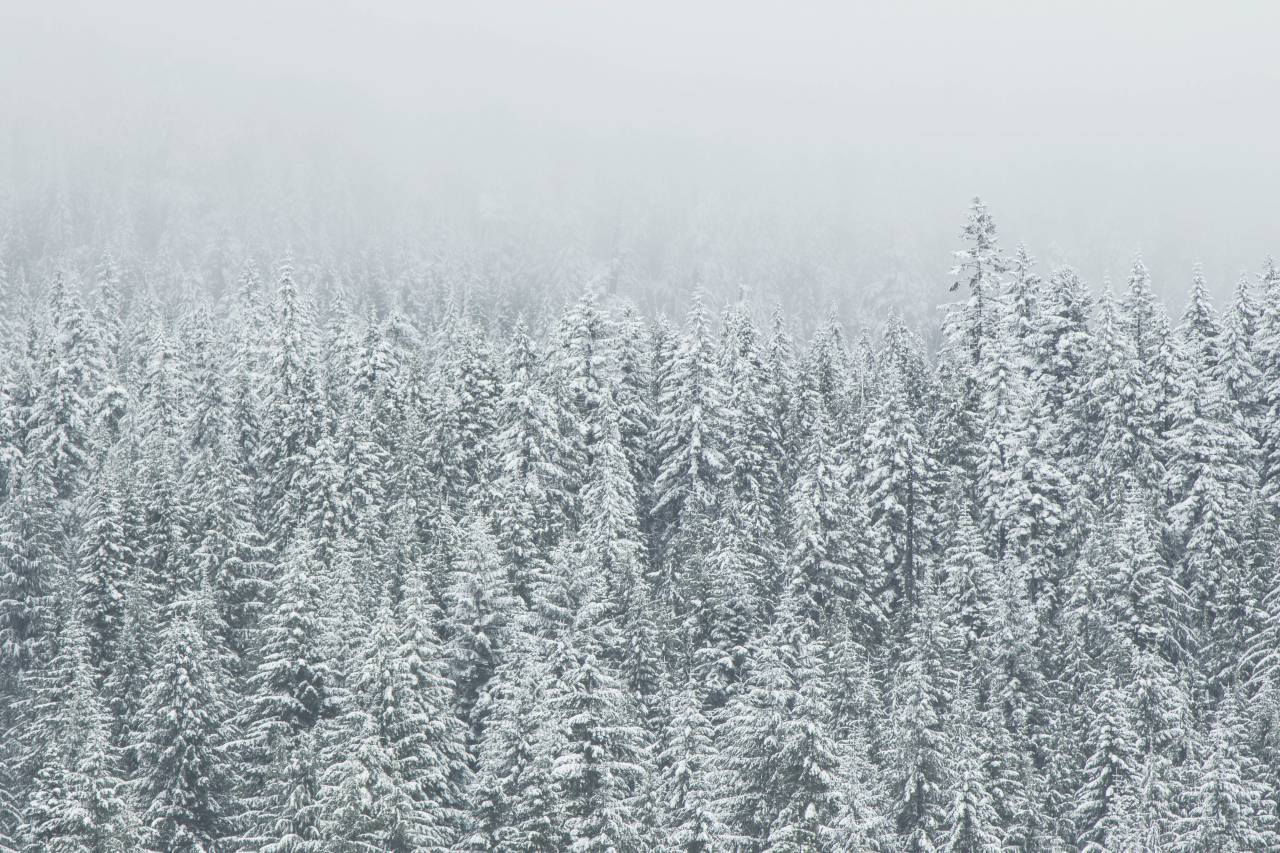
(8, 2, 1280, 848)
(2, 193, 1280, 852)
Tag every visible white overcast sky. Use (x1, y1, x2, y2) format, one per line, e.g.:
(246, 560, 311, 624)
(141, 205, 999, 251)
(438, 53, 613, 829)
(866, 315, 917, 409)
(3, 1, 1278, 297)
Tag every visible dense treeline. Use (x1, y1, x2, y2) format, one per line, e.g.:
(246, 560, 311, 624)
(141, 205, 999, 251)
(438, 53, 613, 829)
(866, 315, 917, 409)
(1, 198, 1279, 850)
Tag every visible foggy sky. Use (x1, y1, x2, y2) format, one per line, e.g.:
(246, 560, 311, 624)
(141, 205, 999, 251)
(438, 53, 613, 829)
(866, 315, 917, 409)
(4, 0, 1279, 306)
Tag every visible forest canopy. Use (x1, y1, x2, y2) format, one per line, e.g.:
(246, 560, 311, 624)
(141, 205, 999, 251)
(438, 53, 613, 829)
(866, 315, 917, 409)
(1, 197, 1279, 849)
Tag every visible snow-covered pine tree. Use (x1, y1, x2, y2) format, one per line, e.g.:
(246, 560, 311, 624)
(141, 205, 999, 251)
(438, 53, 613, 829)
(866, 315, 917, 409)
(133, 591, 236, 851)
(316, 601, 462, 851)
(465, 629, 563, 852)
(1164, 273, 1260, 676)
(1219, 274, 1265, 437)
(30, 272, 101, 500)
(20, 608, 137, 852)
(555, 287, 609, 482)
(445, 515, 517, 738)
(757, 606, 845, 852)
(613, 303, 658, 526)
(432, 320, 502, 514)
(864, 316, 937, 623)
(690, 497, 759, 710)
(1071, 678, 1141, 851)
(185, 428, 265, 668)
(1087, 287, 1164, 501)
(1177, 688, 1280, 851)
(658, 678, 723, 852)
(397, 557, 473, 845)
(546, 579, 653, 852)
(939, 682, 1004, 853)
(1024, 267, 1094, 534)
(651, 290, 726, 612)
(493, 319, 576, 603)
(75, 451, 133, 679)
(89, 252, 129, 452)
(257, 257, 326, 550)
(0, 455, 61, 675)
(787, 393, 881, 638)
(1253, 256, 1280, 507)
(720, 302, 786, 583)
(939, 510, 999, 662)
(887, 581, 953, 852)
(235, 530, 331, 845)
(947, 197, 1008, 370)
(1004, 244, 1042, 367)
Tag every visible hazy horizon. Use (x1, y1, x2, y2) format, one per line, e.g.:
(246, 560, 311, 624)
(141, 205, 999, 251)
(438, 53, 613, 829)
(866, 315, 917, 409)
(3, 1, 1278, 316)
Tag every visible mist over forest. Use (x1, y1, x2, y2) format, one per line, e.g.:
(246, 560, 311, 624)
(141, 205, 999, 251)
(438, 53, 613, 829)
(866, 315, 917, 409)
(4, 2, 1278, 329)
(3, 4, 1280, 852)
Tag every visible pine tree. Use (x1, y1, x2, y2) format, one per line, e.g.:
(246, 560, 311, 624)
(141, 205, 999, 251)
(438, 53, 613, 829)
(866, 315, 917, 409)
(1100, 488, 1188, 664)
(578, 392, 646, 595)
(578, 393, 665, 720)
(433, 321, 502, 513)
(864, 318, 937, 621)
(186, 429, 265, 666)
(763, 306, 797, 488)
(1177, 690, 1279, 851)
(334, 334, 394, 557)
(947, 197, 1008, 369)
(75, 452, 134, 677)
(939, 511, 998, 660)
(248, 727, 326, 853)
(939, 685, 1003, 853)
(238, 531, 331, 838)
(1254, 256, 1280, 505)
(493, 319, 576, 602)
(651, 291, 726, 607)
(0, 456, 61, 674)
(258, 257, 326, 549)
(89, 252, 129, 452)
(183, 306, 230, 455)
(1219, 274, 1264, 434)
(1088, 287, 1163, 499)
(445, 516, 516, 736)
(555, 287, 609, 477)
(976, 558, 1053, 847)
(787, 399, 881, 637)
(103, 552, 159, 778)
(316, 602, 463, 852)
(1104, 750, 1177, 851)
(1122, 253, 1162, 366)
(30, 273, 100, 499)
(720, 303, 786, 567)
(799, 313, 855, 442)
(719, 589, 844, 852)
(133, 592, 236, 851)
(135, 419, 190, 607)
(465, 630, 563, 852)
(0, 317, 38, 501)
(1004, 244, 1042, 364)
(690, 500, 758, 710)
(612, 304, 657, 528)
(1164, 276, 1260, 669)
(760, 621, 844, 852)
(1030, 265, 1093, 480)
(21, 611, 137, 852)
(659, 679, 723, 852)
(397, 563, 472, 845)
(1072, 680, 1140, 851)
(888, 586, 952, 852)
(548, 593, 652, 852)
(973, 325, 1072, 587)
